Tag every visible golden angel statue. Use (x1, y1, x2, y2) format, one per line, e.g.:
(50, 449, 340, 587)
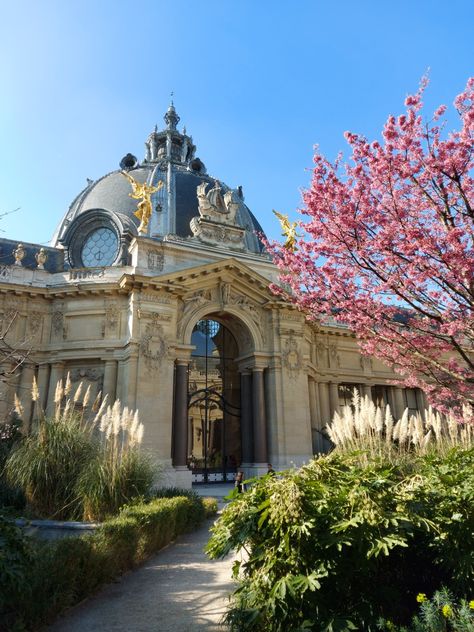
(273, 210, 299, 252)
(121, 171, 163, 234)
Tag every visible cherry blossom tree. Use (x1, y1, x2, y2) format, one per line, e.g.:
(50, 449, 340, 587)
(268, 78, 474, 416)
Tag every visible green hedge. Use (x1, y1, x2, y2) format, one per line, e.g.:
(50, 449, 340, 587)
(207, 448, 474, 631)
(1, 494, 217, 631)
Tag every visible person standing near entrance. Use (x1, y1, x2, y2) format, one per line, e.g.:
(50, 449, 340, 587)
(235, 471, 245, 493)
(267, 463, 275, 476)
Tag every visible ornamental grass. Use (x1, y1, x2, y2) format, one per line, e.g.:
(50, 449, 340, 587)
(5, 376, 156, 521)
(327, 390, 474, 463)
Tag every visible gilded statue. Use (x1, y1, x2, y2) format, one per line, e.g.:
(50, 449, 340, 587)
(121, 171, 163, 234)
(273, 210, 299, 252)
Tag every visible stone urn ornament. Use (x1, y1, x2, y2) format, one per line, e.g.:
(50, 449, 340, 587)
(35, 248, 48, 269)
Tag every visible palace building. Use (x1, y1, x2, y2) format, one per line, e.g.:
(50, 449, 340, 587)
(0, 105, 426, 486)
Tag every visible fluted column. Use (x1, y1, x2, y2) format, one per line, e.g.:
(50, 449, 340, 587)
(172, 360, 189, 467)
(361, 384, 372, 401)
(35, 363, 49, 419)
(102, 360, 118, 403)
(252, 368, 268, 464)
(0, 362, 14, 421)
(328, 382, 340, 420)
(393, 387, 406, 419)
(18, 363, 35, 431)
(318, 382, 331, 426)
(240, 371, 253, 465)
(46, 362, 64, 417)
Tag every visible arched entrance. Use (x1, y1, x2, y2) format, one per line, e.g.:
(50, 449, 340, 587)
(188, 318, 240, 483)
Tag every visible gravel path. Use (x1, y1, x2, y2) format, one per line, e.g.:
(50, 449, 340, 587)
(47, 519, 236, 632)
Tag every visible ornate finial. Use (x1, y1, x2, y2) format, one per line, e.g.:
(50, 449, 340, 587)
(164, 101, 180, 131)
(13, 243, 26, 266)
(154, 124, 158, 133)
(121, 172, 163, 235)
(35, 248, 48, 269)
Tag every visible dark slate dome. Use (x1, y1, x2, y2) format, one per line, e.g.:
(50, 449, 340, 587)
(52, 104, 265, 267)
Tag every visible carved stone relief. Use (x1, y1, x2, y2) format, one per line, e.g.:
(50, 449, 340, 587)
(229, 292, 266, 345)
(282, 331, 303, 380)
(103, 301, 120, 338)
(52, 307, 67, 340)
(69, 367, 104, 382)
(177, 289, 212, 339)
(27, 311, 44, 339)
(360, 356, 373, 372)
(147, 246, 164, 271)
(139, 312, 169, 373)
(316, 342, 328, 368)
(329, 343, 340, 368)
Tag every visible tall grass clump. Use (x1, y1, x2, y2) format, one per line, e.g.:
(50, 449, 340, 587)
(327, 390, 474, 462)
(5, 376, 156, 520)
(78, 401, 154, 521)
(5, 379, 96, 519)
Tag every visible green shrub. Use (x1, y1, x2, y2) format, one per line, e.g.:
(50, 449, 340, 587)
(207, 448, 474, 631)
(377, 589, 474, 631)
(5, 495, 208, 630)
(0, 514, 32, 630)
(0, 419, 26, 511)
(202, 497, 218, 518)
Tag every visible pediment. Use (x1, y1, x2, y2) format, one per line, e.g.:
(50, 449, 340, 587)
(150, 258, 281, 305)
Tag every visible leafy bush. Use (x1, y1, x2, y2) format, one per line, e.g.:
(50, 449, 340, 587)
(5, 495, 209, 630)
(0, 514, 32, 631)
(201, 496, 218, 518)
(377, 589, 474, 631)
(207, 448, 474, 631)
(0, 419, 26, 511)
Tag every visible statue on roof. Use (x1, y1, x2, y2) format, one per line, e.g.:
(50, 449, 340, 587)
(121, 172, 163, 235)
(197, 181, 240, 225)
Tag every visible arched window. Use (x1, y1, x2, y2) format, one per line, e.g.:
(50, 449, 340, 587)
(188, 319, 240, 483)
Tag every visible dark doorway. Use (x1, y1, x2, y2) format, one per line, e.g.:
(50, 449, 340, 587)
(188, 319, 241, 483)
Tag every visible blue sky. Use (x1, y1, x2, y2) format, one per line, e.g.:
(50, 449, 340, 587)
(0, 0, 472, 246)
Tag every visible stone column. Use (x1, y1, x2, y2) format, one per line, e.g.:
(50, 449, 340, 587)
(18, 363, 35, 431)
(172, 360, 189, 467)
(46, 362, 64, 417)
(0, 362, 14, 421)
(318, 382, 331, 426)
(361, 384, 372, 401)
(393, 387, 406, 419)
(240, 371, 253, 465)
(252, 368, 268, 464)
(102, 360, 118, 403)
(329, 382, 340, 420)
(35, 363, 49, 417)
(310, 379, 326, 453)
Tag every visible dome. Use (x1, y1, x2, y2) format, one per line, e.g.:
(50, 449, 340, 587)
(52, 104, 266, 268)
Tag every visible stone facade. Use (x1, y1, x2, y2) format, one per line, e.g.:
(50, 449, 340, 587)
(0, 105, 424, 487)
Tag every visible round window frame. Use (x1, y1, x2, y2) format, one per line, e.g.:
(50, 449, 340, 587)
(65, 210, 122, 269)
(80, 226, 120, 267)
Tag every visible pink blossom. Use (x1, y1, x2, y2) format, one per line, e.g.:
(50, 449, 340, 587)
(266, 77, 474, 418)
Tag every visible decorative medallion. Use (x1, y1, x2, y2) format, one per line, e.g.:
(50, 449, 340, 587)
(139, 313, 169, 373)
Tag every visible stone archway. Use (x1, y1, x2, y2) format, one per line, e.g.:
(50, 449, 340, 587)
(172, 310, 270, 483)
(187, 318, 240, 483)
